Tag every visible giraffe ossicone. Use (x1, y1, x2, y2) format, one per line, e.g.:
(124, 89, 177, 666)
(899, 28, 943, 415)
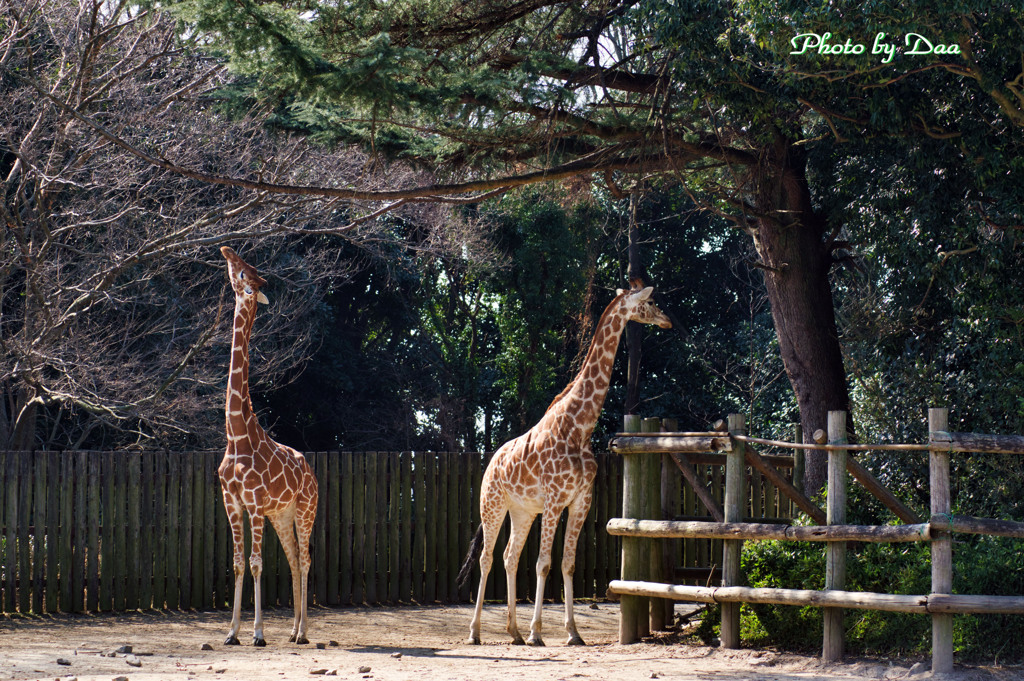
(457, 282, 672, 646)
(218, 246, 318, 647)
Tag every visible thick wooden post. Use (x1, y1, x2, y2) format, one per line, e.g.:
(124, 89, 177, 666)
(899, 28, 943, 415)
(619, 414, 646, 643)
(642, 417, 667, 632)
(823, 411, 848, 662)
(660, 418, 680, 628)
(929, 407, 953, 675)
(721, 413, 746, 648)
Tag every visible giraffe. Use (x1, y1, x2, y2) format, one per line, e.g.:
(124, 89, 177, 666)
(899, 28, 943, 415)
(456, 282, 671, 646)
(218, 246, 318, 647)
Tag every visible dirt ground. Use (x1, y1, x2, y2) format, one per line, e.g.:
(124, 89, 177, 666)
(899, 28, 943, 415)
(1, 603, 1019, 681)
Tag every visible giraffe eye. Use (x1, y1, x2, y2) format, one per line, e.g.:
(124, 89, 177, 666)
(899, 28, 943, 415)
(239, 271, 246, 281)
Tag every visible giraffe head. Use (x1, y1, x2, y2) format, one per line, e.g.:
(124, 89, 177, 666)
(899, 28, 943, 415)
(221, 246, 269, 305)
(616, 282, 672, 329)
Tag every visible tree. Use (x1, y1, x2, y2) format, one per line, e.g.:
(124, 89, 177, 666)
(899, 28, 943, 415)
(156, 0, 1023, 490)
(0, 1, 444, 449)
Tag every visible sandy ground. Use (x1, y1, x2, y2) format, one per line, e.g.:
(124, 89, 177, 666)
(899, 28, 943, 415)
(1, 603, 1019, 681)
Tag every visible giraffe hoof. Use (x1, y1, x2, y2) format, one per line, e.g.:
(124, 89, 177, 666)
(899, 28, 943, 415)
(511, 635, 526, 646)
(294, 635, 309, 645)
(566, 635, 586, 646)
(526, 635, 545, 647)
(224, 636, 241, 646)
(465, 636, 481, 645)
(253, 637, 266, 647)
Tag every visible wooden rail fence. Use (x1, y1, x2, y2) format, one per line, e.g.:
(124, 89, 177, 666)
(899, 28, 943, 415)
(0, 450, 625, 615)
(608, 408, 1024, 676)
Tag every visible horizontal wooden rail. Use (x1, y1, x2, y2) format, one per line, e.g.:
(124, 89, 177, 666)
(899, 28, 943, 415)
(611, 430, 1024, 457)
(608, 580, 1024, 615)
(607, 518, 931, 543)
(930, 514, 1024, 538)
(609, 434, 732, 454)
(735, 434, 925, 452)
(932, 431, 1024, 455)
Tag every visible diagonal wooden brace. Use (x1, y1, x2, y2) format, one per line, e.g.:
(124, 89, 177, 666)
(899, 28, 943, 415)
(745, 446, 827, 525)
(669, 453, 725, 522)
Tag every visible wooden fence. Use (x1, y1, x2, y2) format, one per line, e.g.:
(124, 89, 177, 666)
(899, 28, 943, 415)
(608, 409, 1024, 676)
(0, 450, 624, 615)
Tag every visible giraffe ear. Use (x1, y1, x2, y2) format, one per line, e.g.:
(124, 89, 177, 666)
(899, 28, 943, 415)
(256, 291, 269, 305)
(616, 288, 625, 296)
(637, 286, 654, 300)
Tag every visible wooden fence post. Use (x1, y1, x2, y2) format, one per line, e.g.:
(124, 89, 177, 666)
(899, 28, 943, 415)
(642, 417, 667, 632)
(619, 414, 646, 643)
(824, 410, 848, 662)
(721, 413, 746, 648)
(660, 417, 680, 627)
(929, 407, 953, 675)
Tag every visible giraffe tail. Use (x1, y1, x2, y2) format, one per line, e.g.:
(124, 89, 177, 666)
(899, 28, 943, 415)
(456, 524, 484, 589)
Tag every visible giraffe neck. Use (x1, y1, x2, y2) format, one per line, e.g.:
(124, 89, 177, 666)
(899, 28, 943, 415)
(545, 294, 630, 438)
(225, 295, 265, 448)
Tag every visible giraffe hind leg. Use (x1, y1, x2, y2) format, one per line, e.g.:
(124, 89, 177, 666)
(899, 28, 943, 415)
(269, 510, 304, 644)
(294, 489, 317, 645)
(466, 509, 504, 645)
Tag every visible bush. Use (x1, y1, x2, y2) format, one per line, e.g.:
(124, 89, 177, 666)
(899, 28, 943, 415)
(738, 528, 1024, 661)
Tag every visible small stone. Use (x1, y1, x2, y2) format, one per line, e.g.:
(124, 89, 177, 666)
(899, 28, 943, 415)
(309, 669, 329, 675)
(56, 659, 72, 666)
(650, 674, 659, 679)
(589, 603, 599, 610)
(200, 643, 214, 651)
(115, 645, 132, 654)
(390, 652, 402, 659)
(215, 669, 227, 674)
(113, 677, 130, 681)
(125, 655, 142, 668)
(358, 666, 372, 674)
(316, 642, 326, 650)
(326, 671, 338, 677)
(329, 641, 340, 647)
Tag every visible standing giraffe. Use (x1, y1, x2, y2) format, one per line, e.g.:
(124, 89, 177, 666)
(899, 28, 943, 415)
(457, 283, 671, 646)
(218, 246, 318, 646)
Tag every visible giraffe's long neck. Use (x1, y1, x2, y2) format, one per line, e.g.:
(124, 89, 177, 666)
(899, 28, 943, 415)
(225, 295, 264, 449)
(546, 295, 629, 440)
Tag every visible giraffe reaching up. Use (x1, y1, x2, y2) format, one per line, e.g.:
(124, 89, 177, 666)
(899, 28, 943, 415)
(218, 246, 318, 647)
(457, 283, 671, 646)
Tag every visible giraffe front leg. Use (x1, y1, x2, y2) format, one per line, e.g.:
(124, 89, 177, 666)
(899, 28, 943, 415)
(224, 494, 245, 646)
(561, 493, 592, 646)
(250, 514, 267, 647)
(505, 508, 536, 645)
(528, 507, 560, 647)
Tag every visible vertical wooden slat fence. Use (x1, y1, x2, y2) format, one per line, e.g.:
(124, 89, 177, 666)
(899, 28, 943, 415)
(0, 450, 623, 615)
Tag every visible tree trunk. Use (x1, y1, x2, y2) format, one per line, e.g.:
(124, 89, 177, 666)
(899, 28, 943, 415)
(752, 138, 852, 493)
(7, 387, 38, 451)
(625, 189, 645, 415)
